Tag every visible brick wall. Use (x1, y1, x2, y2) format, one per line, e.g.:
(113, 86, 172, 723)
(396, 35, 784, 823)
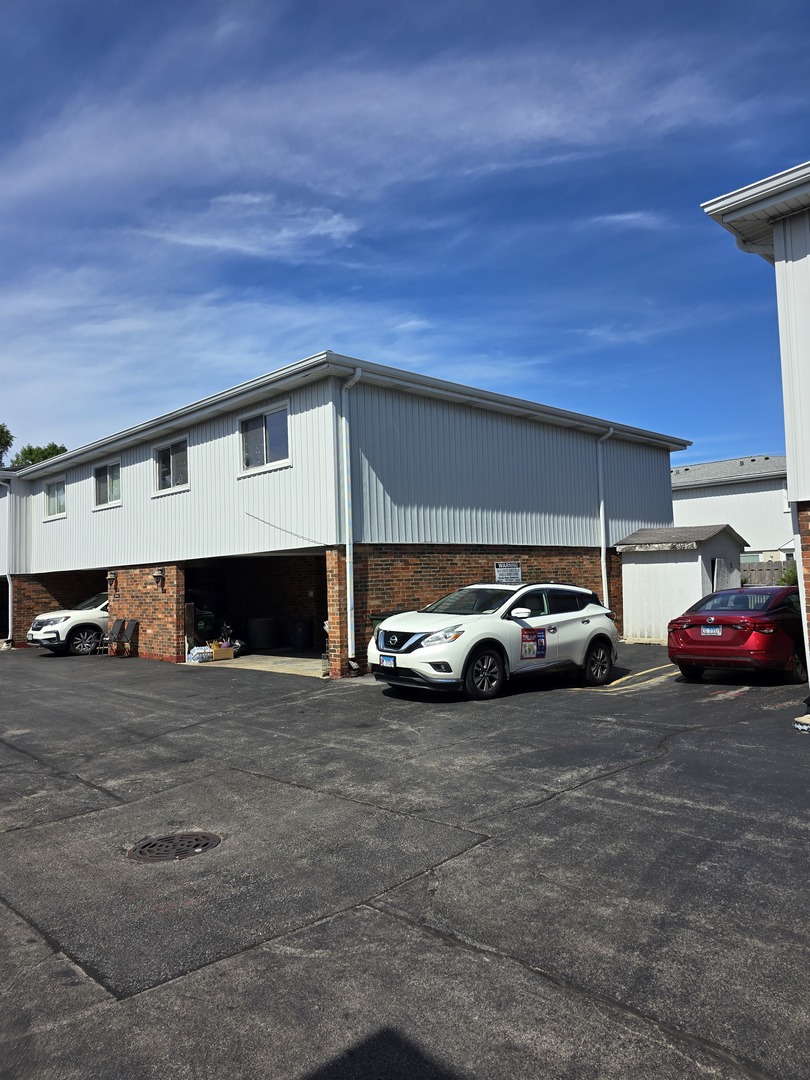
(326, 543, 623, 676)
(108, 564, 186, 662)
(797, 503, 810, 642)
(11, 571, 106, 644)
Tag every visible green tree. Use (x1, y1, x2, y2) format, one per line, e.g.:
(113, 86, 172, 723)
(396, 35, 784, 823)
(777, 560, 799, 586)
(0, 423, 12, 466)
(10, 442, 67, 467)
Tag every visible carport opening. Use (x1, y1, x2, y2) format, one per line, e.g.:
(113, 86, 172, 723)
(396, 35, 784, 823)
(184, 552, 328, 658)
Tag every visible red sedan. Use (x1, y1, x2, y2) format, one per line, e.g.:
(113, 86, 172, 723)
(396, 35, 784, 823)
(667, 585, 807, 682)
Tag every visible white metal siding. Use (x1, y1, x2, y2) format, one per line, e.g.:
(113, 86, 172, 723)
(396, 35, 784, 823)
(622, 550, 700, 641)
(353, 384, 673, 546)
(0, 486, 8, 575)
(774, 212, 810, 503)
(20, 381, 339, 574)
(673, 480, 791, 553)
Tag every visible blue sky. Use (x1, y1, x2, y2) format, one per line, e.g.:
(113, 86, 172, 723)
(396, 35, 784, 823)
(2, 0, 809, 466)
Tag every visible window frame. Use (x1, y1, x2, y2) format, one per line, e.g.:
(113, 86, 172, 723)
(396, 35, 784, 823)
(92, 459, 122, 510)
(238, 401, 291, 475)
(44, 477, 66, 520)
(152, 436, 190, 497)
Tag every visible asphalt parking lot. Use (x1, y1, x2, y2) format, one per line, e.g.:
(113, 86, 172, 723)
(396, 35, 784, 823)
(1, 644, 809, 1079)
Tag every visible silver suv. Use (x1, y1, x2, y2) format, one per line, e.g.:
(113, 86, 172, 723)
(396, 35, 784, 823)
(27, 592, 109, 655)
(368, 582, 619, 698)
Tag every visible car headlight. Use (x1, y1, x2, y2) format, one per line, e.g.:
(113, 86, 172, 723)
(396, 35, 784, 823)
(40, 616, 70, 627)
(421, 625, 464, 648)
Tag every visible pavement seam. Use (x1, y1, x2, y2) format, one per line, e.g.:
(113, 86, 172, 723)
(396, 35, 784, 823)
(365, 902, 778, 1080)
(0, 735, 127, 813)
(466, 716, 761, 825)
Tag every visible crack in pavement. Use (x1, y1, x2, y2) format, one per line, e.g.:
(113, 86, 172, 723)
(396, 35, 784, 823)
(366, 902, 778, 1080)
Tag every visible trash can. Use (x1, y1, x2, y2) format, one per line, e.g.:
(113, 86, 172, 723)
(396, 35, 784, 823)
(247, 617, 281, 649)
(291, 619, 313, 650)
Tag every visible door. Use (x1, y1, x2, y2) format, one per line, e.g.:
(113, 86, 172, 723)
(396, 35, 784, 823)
(546, 588, 591, 665)
(501, 589, 559, 674)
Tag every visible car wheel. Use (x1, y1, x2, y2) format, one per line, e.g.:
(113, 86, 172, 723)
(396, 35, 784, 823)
(678, 663, 704, 682)
(790, 648, 808, 684)
(464, 647, 505, 699)
(67, 628, 101, 656)
(582, 641, 613, 686)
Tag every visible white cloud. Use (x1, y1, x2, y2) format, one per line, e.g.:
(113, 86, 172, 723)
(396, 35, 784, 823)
(0, 42, 760, 217)
(136, 193, 359, 260)
(584, 211, 669, 231)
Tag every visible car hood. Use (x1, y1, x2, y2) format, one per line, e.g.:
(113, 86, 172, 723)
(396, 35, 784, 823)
(35, 607, 104, 620)
(376, 610, 490, 634)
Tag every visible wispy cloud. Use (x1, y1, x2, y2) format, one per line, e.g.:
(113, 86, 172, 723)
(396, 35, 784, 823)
(136, 193, 359, 260)
(583, 211, 669, 231)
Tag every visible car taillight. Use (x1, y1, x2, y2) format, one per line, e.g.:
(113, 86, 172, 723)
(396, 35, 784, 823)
(731, 618, 776, 634)
(668, 619, 691, 631)
(605, 610, 616, 621)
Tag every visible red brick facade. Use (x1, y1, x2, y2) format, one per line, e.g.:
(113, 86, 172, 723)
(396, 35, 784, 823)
(797, 503, 810, 640)
(328, 542, 622, 676)
(107, 565, 187, 663)
(10, 544, 622, 672)
(11, 570, 106, 643)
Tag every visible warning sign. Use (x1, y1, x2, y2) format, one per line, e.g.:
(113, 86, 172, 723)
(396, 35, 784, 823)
(495, 561, 522, 584)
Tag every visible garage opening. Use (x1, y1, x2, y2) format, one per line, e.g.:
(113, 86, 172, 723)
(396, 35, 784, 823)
(183, 552, 328, 659)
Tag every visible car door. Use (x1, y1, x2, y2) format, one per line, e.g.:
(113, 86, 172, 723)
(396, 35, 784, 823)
(545, 589, 591, 665)
(501, 589, 559, 674)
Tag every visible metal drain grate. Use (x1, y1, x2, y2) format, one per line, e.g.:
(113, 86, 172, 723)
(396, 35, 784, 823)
(127, 832, 221, 862)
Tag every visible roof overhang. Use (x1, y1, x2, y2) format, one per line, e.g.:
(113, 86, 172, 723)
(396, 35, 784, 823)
(17, 350, 690, 478)
(702, 160, 810, 263)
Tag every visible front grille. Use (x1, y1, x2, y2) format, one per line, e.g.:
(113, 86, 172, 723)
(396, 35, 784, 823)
(378, 629, 425, 653)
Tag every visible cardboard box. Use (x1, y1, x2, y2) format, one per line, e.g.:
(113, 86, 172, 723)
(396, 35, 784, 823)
(209, 644, 235, 661)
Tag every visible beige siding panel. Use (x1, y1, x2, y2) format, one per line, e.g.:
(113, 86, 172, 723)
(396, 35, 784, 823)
(353, 384, 673, 546)
(21, 381, 339, 574)
(775, 212, 810, 503)
(673, 480, 791, 553)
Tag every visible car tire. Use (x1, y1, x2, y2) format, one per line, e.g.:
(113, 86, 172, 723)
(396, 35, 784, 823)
(678, 663, 704, 682)
(464, 647, 505, 699)
(790, 648, 808, 684)
(67, 628, 101, 656)
(582, 640, 613, 686)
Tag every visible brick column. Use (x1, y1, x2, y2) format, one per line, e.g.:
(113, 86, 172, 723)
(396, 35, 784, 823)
(325, 548, 348, 677)
(797, 503, 810, 646)
(108, 564, 186, 662)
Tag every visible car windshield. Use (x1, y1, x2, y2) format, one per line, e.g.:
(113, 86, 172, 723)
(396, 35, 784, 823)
(421, 587, 513, 615)
(689, 592, 774, 614)
(75, 592, 108, 610)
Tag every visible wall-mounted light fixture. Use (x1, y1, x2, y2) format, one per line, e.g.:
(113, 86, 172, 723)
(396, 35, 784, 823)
(152, 567, 166, 587)
(106, 569, 118, 587)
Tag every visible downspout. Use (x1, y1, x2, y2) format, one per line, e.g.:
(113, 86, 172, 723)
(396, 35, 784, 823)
(341, 367, 362, 665)
(597, 428, 614, 607)
(0, 479, 12, 643)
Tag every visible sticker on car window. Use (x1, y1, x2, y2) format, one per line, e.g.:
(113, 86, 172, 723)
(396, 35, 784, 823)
(521, 628, 546, 658)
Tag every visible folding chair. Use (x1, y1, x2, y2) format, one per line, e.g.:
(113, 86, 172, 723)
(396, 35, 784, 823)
(117, 620, 138, 657)
(98, 619, 125, 656)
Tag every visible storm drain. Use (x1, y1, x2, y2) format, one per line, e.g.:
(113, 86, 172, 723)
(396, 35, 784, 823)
(127, 832, 221, 863)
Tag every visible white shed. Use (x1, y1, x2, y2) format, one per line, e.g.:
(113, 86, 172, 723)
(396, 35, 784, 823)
(616, 525, 747, 643)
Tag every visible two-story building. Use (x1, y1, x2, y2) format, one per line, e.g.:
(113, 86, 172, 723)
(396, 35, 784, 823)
(671, 455, 793, 567)
(1, 352, 688, 673)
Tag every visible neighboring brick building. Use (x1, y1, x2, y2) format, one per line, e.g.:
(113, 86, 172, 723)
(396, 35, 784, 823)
(0, 353, 687, 674)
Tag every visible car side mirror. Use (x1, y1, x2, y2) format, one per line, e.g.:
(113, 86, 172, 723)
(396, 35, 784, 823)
(510, 607, 531, 620)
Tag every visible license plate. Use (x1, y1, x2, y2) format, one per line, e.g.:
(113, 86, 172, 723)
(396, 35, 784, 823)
(27, 632, 34, 642)
(380, 654, 396, 668)
(701, 626, 722, 637)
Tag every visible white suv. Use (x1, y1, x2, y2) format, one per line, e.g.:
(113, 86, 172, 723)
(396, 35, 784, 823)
(27, 593, 109, 655)
(368, 582, 618, 698)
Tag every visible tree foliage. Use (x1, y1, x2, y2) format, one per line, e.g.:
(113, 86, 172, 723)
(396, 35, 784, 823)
(0, 423, 12, 466)
(9, 442, 68, 468)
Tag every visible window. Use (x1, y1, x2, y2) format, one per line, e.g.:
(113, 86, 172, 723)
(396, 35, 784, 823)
(155, 440, 188, 491)
(240, 406, 289, 470)
(45, 479, 65, 517)
(94, 462, 121, 506)
(547, 589, 585, 615)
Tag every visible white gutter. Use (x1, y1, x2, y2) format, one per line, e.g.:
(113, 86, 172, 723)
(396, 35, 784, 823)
(597, 428, 614, 607)
(0, 478, 12, 642)
(341, 367, 362, 662)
